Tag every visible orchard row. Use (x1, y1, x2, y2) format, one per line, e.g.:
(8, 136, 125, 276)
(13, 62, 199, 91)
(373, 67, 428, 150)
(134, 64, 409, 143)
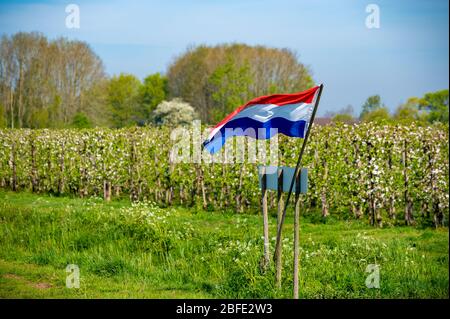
(0, 123, 448, 227)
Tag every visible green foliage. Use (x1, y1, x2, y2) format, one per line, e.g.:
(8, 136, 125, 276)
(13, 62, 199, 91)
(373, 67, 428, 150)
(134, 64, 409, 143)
(360, 95, 382, 119)
(71, 112, 92, 129)
(0, 32, 106, 129)
(167, 43, 314, 123)
(0, 104, 6, 128)
(138, 73, 168, 120)
(392, 90, 448, 124)
(393, 98, 429, 125)
(332, 113, 354, 123)
(328, 105, 355, 124)
(48, 95, 63, 128)
(28, 108, 50, 128)
(209, 57, 252, 122)
(361, 107, 391, 123)
(107, 74, 142, 128)
(421, 89, 449, 123)
(394, 106, 418, 124)
(0, 191, 448, 298)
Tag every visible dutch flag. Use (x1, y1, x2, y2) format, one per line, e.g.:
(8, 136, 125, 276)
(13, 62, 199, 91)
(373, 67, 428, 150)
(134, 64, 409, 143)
(203, 85, 322, 154)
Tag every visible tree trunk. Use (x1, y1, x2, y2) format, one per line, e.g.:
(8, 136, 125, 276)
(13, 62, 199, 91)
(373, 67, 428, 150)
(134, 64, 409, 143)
(403, 140, 414, 225)
(353, 205, 363, 219)
(374, 198, 382, 227)
(17, 64, 23, 128)
(114, 185, 121, 197)
(421, 202, 429, 218)
(260, 169, 270, 272)
(58, 142, 65, 194)
(321, 190, 329, 218)
(389, 196, 396, 220)
(200, 168, 207, 209)
(9, 142, 17, 191)
(10, 88, 14, 128)
(47, 146, 52, 193)
(235, 164, 245, 213)
(321, 154, 329, 218)
(432, 201, 443, 228)
(129, 139, 138, 202)
(179, 186, 184, 205)
(31, 137, 38, 192)
(103, 180, 111, 201)
(405, 200, 414, 225)
(388, 148, 395, 220)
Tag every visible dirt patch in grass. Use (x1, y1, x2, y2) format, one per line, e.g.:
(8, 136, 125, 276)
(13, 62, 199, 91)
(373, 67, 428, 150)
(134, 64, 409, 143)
(33, 282, 53, 289)
(3, 273, 24, 280)
(3, 273, 53, 290)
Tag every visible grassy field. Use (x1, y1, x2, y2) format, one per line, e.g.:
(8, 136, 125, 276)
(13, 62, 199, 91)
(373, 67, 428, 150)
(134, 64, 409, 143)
(0, 190, 448, 299)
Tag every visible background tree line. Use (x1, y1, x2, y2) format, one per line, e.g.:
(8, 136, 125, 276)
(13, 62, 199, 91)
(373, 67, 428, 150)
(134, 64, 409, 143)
(0, 32, 169, 129)
(0, 32, 105, 128)
(326, 91, 448, 125)
(167, 43, 314, 123)
(0, 32, 448, 129)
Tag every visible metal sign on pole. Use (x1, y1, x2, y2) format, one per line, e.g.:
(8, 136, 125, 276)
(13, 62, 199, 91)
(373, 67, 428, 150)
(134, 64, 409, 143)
(258, 166, 309, 288)
(258, 167, 308, 194)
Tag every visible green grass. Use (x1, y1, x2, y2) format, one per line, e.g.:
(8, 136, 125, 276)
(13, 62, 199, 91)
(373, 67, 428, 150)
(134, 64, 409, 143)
(0, 190, 448, 298)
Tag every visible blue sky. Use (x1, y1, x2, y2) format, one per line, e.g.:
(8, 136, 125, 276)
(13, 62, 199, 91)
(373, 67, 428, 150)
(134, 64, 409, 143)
(0, 0, 448, 116)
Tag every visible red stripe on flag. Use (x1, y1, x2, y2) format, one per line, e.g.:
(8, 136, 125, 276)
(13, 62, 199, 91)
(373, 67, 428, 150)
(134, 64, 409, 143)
(212, 85, 319, 130)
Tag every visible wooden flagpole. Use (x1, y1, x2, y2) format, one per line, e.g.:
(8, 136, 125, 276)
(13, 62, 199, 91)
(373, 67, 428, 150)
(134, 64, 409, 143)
(272, 84, 324, 285)
(261, 167, 270, 271)
(293, 173, 301, 298)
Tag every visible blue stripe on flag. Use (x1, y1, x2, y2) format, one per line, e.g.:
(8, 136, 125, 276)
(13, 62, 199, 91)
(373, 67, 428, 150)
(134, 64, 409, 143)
(203, 117, 308, 154)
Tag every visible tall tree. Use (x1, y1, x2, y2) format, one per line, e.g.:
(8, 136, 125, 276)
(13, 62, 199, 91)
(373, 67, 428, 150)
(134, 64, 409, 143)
(0, 32, 106, 128)
(0, 103, 6, 127)
(394, 97, 426, 124)
(209, 56, 252, 122)
(0, 35, 16, 127)
(420, 89, 449, 123)
(107, 73, 141, 128)
(361, 107, 391, 123)
(326, 104, 355, 123)
(167, 44, 314, 123)
(138, 73, 168, 122)
(360, 95, 382, 119)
